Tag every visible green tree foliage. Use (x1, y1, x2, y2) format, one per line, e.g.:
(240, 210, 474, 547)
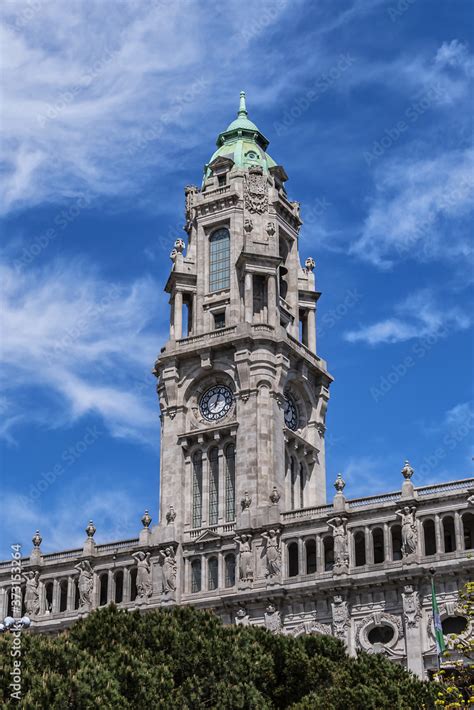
(0, 605, 436, 709)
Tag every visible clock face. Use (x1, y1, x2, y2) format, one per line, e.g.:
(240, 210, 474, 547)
(284, 395, 298, 431)
(199, 385, 234, 422)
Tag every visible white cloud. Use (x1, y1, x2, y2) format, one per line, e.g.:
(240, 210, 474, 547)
(352, 148, 474, 268)
(0, 259, 165, 444)
(344, 289, 470, 345)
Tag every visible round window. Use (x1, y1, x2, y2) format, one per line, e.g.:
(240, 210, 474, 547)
(442, 616, 467, 635)
(367, 625, 395, 645)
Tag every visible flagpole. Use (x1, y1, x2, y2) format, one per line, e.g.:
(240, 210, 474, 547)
(429, 567, 446, 674)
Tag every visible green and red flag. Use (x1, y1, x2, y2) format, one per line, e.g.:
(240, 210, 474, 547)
(431, 577, 446, 657)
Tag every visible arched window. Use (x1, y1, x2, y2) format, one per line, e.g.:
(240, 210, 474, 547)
(354, 531, 366, 567)
(463, 513, 474, 550)
(305, 539, 317, 574)
(209, 228, 230, 292)
(45, 581, 54, 613)
(372, 528, 384, 564)
(288, 542, 299, 577)
(130, 568, 138, 602)
(114, 571, 123, 604)
(208, 447, 219, 526)
(224, 444, 236, 522)
(443, 517, 456, 553)
(99, 573, 108, 606)
(191, 559, 201, 593)
(423, 519, 437, 556)
(192, 451, 203, 528)
(224, 554, 235, 588)
(323, 536, 334, 571)
(208, 557, 218, 590)
(391, 525, 402, 561)
(59, 580, 68, 612)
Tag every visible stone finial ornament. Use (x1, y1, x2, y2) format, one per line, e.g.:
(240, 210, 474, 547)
(166, 506, 176, 524)
(334, 473, 345, 493)
(85, 520, 96, 538)
(32, 530, 42, 548)
(241, 491, 251, 510)
(269, 486, 280, 505)
(401, 460, 414, 480)
(174, 238, 185, 253)
(305, 257, 316, 272)
(141, 509, 152, 528)
(169, 248, 178, 261)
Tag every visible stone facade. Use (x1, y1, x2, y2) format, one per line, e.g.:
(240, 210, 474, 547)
(1, 94, 473, 679)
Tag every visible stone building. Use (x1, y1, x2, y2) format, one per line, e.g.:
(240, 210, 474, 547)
(1, 93, 473, 679)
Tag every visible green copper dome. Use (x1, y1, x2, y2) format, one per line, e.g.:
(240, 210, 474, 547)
(204, 91, 276, 179)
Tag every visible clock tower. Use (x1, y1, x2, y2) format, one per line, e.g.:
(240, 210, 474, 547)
(152, 92, 332, 599)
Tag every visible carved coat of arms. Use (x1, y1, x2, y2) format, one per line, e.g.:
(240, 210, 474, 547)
(244, 168, 268, 214)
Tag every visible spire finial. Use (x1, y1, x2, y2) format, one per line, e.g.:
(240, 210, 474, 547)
(238, 90, 247, 117)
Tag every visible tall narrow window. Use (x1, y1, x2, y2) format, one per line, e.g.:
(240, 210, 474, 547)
(208, 447, 219, 526)
(191, 559, 201, 593)
(192, 451, 203, 528)
(290, 457, 297, 510)
(299, 462, 305, 509)
(209, 228, 230, 292)
(224, 554, 236, 587)
(208, 557, 218, 590)
(59, 580, 68, 612)
(224, 444, 236, 522)
(305, 539, 317, 574)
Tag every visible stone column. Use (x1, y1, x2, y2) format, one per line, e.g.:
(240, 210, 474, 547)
(201, 557, 206, 593)
(52, 579, 60, 614)
(108, 570, 114, 604)
(298, 538, 305, 576)
(307, 307, 316, 352)
(267, 274, 277, 327)
(0, 588, 6, 619)
(454, 511, 464, 550)
(435, 514, 442, 554)
(244, 272, 253, 324)
(123, 568, 131, 603)
(316, 535, 323, 572)
(217, 553, 224, 590)
(174, 291, 183, 340)
(402, 585, 423, 678)
(383, 523, 391, 562)
(67, 576, 75, 611)
(365, 528, 373, 565)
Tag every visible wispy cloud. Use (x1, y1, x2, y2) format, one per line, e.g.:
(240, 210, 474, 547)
(344, 289, 470, 345)
(0, 259, 164, 444)
(352, 148, 474, 269)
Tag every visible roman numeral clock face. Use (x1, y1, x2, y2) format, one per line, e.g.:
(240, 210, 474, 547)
(199, 385, 234, 422)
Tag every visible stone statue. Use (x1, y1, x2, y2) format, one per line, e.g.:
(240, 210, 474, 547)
(22, 570, 40, 616)
(235, 608, 250, 626)
(396, 506, 418, 556)
(327, 516, 349, 571)
(235, 534, 253, 583)
(132, 551, 152, 599)
(74, 560, 94, 611)
(158, 547, 177, 593)
(264, 603, 282, 633)
(261, 529, 281, 578)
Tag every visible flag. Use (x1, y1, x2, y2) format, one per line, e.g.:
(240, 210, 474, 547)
(431, 578, 446, 657)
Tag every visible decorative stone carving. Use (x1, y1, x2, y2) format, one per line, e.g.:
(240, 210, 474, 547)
(235, 608, 250, 626)
(305, 257, 315, 272)
(32, 530, 42, 548)
(141, 509, 152, 528)
(170, 248, 178, 261)
(244, 167, 268, 214)
(74, 560, 94, 612)
(158, 547, 177, 593)
(328, 516, 349, 573)
(269, 486, 280, 505)
(264, 603, 282, 633)
(467, 493, 474, 506)
(22, 571, 40, 616)
(261, 529, 281, 578)
(266, 221, 276, 236)
(244, 218, 253, 233)
(85, 520, 96, 538)
(331, 595, 349, 640)
(240, 491, 251, 510)
(355, 611, 403, 651)
(291, 616, 332, 637)
(316, 422, 326, 437)
(132, 551, 152, 600)
(174, 238, 185, 254)
(184, 185, 198, 224)
(235, 534, 253, 584)
(402, 585, 420, 627)
(166, 506, 176, 524)
(395, 505, 418, 556)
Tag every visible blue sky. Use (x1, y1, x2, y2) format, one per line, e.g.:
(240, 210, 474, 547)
(0, 0, 473, 558)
